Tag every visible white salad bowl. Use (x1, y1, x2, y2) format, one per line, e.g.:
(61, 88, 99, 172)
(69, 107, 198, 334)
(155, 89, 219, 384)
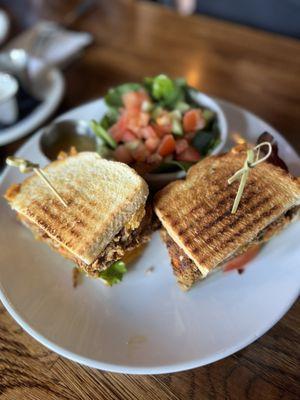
(144, 91, 228, 190)
(38, 90, 228, 190)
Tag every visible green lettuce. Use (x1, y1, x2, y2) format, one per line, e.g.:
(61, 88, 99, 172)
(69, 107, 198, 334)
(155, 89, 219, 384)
(90, 120, 117, 149)
(105, 83, 142, 108)
(100, 109, 119, 130)
(144, 75, 186, 108)
(192, 129, 220, 156)
(99, 261, 127, 286)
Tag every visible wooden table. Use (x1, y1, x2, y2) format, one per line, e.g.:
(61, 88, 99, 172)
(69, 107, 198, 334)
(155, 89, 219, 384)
(0, 1, 299, 399)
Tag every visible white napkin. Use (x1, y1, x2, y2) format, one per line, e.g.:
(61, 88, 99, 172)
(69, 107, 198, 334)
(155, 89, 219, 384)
(5, 21, 93, 69)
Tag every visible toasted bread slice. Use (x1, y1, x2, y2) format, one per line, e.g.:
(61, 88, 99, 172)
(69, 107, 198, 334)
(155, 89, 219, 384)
(161, 205, 300, 289)
(155, 148, 300, 277)
(5, 152, 149, 265)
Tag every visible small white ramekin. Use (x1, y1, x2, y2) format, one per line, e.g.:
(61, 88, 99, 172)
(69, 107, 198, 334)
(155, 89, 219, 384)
(0, 72, 18, 125)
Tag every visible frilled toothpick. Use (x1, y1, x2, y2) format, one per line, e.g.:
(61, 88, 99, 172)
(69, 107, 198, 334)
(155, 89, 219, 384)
(6, 156, 68, 207)
(228, 142, 272, 214)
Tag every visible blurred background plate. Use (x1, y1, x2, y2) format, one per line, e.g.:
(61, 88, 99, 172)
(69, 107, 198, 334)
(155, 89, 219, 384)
(0, 98, 299, 374)
(0, 9, 9, 45)
(0, 65, 64, 146)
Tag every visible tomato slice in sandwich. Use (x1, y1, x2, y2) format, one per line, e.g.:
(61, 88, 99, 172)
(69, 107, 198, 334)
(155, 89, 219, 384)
(223, 244, 261, 272)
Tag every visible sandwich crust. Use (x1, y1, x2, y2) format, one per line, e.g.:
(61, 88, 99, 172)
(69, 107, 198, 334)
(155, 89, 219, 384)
(154, 148, 300, 276)
(5, 152, 149, 265)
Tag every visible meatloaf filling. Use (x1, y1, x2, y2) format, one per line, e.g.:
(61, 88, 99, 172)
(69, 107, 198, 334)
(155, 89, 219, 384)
(18, 204, 153, 278)
(77, 205, 153, 276)
(162, 206, 300, 290)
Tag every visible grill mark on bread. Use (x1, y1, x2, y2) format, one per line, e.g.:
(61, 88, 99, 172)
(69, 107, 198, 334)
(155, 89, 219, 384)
(164, 214, 178, 227)
(28, 202, 63, 232)
(160, 212, 171, 220)
(68, 228, 82, 238)
(195, 205, 279, 264)
(40, 201, 89, 233)
(71, 202, 102, 223)
(178, 228, 185, 236)
(37, 204, 59, 222)
(205, 190, 270, 240)
(214, 192, 237, 208)
(185, 189, 233, 219)
(194, 193, 274, 247)
(75, 203, 93, 216)
(201, 210, 232, 233)
(75, 219, 87, 227)
(36, 221, 64, 244)
(183, 237, 192, 246)
(178, 186, 260, 238)
(7, 152, 149, 264)
(31, 200, 90, 246)
(220, 206, 279, 249)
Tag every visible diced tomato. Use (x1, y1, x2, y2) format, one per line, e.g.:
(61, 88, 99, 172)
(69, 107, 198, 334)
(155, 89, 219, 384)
(109, 111, 128, 142)
(145, 136, 160, 152)
(139, 126, 160, 152)
(127, 111, 150, 134)
(157, 134, 176, 157)
(139, 112, 150, 127)
(184, 132, 196, 142)
(109, 123, 124, 143)
(118, 110, 128, 132)
(156, 112, 172, 127)
(152, 111, 173, 137)
(183, 109, 206, 133)
(147, 153, 163, 164)
(223, 245, 261, 272)
(140, 126, 158, 139)
(175, 139, 189, 155)
(131, 142, 149, 162)
(122, 90, 149, 110)
(152, 123, 172, 138)
(122, 130, 137, 142)
(176, 146, 201, 162)
(114, 145, 134, 164)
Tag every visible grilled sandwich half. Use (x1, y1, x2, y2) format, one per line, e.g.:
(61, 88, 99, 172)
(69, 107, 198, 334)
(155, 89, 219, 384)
(154, 146, 300, 289)
(5, 152, 150, 280)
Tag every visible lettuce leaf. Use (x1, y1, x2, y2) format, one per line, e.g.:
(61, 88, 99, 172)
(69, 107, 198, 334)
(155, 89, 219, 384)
(90, 120, 117, 149)
(105, 83, 142, 108)
(100, 109, 119, 130)
(99, 261, 127, 286)
(192, 128, 220, 156)
(144, 75, 186, 108)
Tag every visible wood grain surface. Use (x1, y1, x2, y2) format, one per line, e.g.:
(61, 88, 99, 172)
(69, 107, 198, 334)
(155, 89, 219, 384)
(0, 1, 299, 399)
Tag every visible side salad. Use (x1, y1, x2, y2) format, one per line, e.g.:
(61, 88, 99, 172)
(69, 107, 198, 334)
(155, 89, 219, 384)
(91, 74, 220, 173)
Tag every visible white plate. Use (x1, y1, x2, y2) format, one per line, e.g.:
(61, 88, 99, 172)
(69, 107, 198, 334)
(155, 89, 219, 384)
(0, 65, 64, 146)
(0, 10, 9, 46)
(0, 99, 299, 375)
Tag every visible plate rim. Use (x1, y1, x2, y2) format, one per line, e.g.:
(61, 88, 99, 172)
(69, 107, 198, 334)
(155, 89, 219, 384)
(0, 9, 9, 45)
(0, 67, 65, 146)
(0, 97, 299, 374)
(0, 280, 298, 374)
